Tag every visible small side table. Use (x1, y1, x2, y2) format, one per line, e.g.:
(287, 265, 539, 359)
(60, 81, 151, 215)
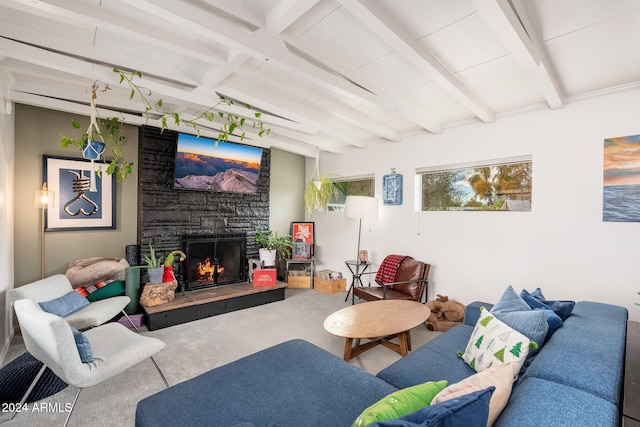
(344, 260, 371, 304)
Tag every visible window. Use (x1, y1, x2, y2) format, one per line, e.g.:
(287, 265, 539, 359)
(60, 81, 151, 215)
(328, 176, 375, 211)
(417, 157, 532, 211)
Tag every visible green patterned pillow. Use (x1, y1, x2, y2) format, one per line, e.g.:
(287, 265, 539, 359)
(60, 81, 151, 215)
(458, 307, 538, 375)
(352, 380, 448, 427)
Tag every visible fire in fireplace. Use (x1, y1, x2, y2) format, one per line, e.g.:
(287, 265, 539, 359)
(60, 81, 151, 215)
(180, 233, 247, 291)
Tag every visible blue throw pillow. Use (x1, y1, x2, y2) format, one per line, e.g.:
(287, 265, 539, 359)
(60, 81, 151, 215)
(38, 291, 89, 317)
(490, 285, 530, 313)
(520, 289, 563, 339)
(369, 386, 493, 427)
(492, 310, 548, 348)
(70, 327, 93, 363)
(491, 286, 548, 348)
(530, 288, 575, 321)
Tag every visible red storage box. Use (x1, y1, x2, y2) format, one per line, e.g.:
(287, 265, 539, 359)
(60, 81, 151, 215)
(253, 269, 276, 287)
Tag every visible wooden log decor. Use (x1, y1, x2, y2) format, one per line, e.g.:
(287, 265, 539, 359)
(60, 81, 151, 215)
(140, 280, 178, 307)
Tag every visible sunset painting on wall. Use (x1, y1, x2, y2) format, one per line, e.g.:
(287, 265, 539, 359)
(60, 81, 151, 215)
(603, 134, 640, 222)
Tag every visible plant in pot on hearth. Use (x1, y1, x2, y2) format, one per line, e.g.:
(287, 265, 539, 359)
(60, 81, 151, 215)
(253, 229, 292, 268)
(137, 244, 186, 284)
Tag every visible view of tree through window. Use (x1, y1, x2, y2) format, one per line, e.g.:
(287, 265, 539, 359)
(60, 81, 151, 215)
(328, 177, 375, 211)
(420, 160, 532, 211)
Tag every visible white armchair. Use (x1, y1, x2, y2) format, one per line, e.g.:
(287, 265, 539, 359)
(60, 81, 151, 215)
(9, 274, 133, 331)
(12, 299, 168, 426)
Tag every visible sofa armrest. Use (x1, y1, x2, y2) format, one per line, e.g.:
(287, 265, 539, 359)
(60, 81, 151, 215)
(464, 301, 493, 326)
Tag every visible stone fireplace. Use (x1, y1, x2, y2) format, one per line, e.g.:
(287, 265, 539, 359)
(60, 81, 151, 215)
(180, 233, 247, 291)
(138, 126, 270, 284)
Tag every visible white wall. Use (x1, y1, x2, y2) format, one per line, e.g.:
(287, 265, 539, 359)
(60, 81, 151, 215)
(310, 85, 640, 321)
(0, 79, 15, 360)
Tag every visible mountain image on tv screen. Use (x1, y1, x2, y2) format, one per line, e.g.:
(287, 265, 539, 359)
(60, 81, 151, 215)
(173, 133, 263, 193)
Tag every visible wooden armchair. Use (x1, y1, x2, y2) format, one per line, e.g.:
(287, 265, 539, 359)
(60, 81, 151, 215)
(353, 255, 430, 303)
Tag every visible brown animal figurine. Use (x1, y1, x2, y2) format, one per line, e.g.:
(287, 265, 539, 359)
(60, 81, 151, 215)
(425, 294, 466, 332)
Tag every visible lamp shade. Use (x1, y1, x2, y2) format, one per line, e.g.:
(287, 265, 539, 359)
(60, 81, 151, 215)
(344, 196, 378, 220)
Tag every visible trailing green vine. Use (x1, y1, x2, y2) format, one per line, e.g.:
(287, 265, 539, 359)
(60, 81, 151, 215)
(60, 68, 271, 181)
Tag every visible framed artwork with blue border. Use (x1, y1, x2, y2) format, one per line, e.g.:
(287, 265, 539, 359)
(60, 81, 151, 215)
(43, 155, 115, 231)
(383, 173, 403, 205)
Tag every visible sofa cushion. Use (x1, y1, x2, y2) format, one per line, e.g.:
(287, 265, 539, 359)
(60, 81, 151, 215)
(494, 376, 619, 427)
(377, 324, 476, 389)
(38, 291, 90, 317)
(460, 307, 536, 375)
(370, 386, 494, 427)
(432, 363, 514, 427)
(135, 339, 398, 427)
(352, 380, 447, 426)
(522, 301, 627, 405)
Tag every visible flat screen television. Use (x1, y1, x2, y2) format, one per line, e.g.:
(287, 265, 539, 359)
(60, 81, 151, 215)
(173, 133, 264, 193)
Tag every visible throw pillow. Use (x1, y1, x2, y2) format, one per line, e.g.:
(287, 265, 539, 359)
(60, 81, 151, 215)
(490, 285, 530, 313)
(491, 310, 548, 349)
(530, 288, 575, 321)
(70, 327, 93, 363)
(490, 286, 548, 348)
(520, 289, 563, 339)
(432, 363, 514, 427)
(459, 307, 537, 375)
(87, 280, 126, 302)
(352, 380, 448, 427)
(38, 291, 90, 317)
(368, 386, 494, 427)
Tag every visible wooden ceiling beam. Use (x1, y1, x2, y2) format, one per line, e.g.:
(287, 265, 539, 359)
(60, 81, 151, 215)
(472, 0, 563, 109)
(337, 0, 495, 124)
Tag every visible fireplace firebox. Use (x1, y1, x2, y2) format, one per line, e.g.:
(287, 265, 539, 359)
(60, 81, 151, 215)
(180, 233, 247, 291)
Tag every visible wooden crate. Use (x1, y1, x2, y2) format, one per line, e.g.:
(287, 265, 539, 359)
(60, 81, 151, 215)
(314, 277, 346, 294)
(287, 276, 311, 289)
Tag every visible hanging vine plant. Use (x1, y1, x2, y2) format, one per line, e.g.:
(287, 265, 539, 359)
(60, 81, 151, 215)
(60, 68, 270, 181)
(303, 147, 338, 214)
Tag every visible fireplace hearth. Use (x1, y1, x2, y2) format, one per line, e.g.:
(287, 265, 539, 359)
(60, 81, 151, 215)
(180, 233, 247, 291)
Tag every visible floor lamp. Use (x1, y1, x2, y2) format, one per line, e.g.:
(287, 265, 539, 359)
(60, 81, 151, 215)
(35, 183, 53, 279)
(344, 196, 379, 264)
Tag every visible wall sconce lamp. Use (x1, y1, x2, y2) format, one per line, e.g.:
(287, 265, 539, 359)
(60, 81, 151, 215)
(35, 183, 54, 279)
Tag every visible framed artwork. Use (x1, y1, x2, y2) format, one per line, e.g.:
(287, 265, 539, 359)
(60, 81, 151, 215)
(292, 242, 311, 260)
(603, 134, 640, 222)
(383, 173, 403, 205)
(43, 155, 115, 231)
(291, 222, 314, 257)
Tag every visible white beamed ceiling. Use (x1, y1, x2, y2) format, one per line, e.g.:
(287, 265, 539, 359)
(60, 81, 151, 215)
(1, 0, 639, 158)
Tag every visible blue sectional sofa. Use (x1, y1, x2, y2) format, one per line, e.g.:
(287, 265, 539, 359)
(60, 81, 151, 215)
(135, 300, 628, 427)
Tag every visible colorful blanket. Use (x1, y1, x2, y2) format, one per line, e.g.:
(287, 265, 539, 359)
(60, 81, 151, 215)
(375, 254, 413, 286)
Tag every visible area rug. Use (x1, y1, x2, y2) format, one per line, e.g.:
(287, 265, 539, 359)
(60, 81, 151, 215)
(0, 352, 67, 403)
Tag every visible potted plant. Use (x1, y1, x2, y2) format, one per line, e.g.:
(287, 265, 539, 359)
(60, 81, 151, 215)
(253, 229, 292, 267)
(304, 147, 338, 213)
(137, 244, 186, 284)
(60, 68, 270, 182)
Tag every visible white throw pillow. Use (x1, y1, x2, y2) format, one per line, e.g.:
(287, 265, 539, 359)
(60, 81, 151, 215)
(459, 307, 537, 375)
(432, 363, 515, 427)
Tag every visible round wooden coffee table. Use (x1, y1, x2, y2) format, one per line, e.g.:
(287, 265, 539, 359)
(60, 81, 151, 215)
(323, 300, 431, 361)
